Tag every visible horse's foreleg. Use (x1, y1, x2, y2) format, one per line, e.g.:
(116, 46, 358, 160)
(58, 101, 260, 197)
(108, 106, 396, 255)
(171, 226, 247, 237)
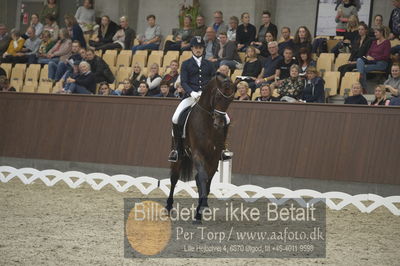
(166, 162, 180, 212)
(193, 159, 209, 222)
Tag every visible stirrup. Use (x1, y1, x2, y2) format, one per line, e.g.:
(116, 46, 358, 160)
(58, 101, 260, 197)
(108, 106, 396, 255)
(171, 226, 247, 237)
(221, 149, 233, 161)
(168, 150, 178, 162)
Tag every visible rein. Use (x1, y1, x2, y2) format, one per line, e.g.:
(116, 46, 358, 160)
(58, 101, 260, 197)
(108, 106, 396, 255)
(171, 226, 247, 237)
(195, 84, 235, 118)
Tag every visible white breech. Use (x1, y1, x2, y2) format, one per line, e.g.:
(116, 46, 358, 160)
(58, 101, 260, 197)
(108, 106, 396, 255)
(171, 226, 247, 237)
(172, 96, 230, 125)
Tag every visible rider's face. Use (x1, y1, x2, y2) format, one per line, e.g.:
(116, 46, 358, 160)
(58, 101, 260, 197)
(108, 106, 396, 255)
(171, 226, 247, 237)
(192, 46, 204, 57)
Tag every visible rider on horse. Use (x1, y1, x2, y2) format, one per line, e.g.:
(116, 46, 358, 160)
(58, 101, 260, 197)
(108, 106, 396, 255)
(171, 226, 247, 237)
(168, 36, 233, 162)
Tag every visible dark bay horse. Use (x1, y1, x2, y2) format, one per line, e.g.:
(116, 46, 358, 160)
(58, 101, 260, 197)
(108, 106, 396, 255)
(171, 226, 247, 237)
(166, 73, 237, 222)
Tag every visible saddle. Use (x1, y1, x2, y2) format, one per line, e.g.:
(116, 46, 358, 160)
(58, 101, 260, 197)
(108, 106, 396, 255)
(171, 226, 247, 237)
(177, 106, 193, 139)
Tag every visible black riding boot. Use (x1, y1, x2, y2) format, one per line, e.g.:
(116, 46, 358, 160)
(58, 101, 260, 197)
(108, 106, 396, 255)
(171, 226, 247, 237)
(221, 125, 233, 161)
(168, 124, 181, 162)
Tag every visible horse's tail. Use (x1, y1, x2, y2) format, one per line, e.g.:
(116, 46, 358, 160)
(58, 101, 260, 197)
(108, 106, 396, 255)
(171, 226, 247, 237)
(179, 153, 193, 182)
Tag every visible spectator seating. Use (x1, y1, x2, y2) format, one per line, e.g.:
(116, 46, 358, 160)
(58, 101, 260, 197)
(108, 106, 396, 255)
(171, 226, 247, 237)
(334, 53, 351, 71)
(1, 63, 12, 78)
(323, 71, 340, 96)
(230, 69, 243, 82)
(147, 50, 163, 67)
(163, 51, 179, 67)
(340, 72, 360, 96)
(317, 53, 334, 75)
(251, 88, 261, 100)
(116, 50, 132, 67)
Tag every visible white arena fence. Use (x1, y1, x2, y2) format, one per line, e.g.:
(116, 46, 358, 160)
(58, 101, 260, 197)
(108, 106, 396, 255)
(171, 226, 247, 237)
(0, 165, 399, 216)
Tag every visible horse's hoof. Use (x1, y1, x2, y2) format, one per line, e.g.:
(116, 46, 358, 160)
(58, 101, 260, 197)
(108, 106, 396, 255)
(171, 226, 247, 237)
(192, 219, 202, 225)
(165, 205, 172, 214)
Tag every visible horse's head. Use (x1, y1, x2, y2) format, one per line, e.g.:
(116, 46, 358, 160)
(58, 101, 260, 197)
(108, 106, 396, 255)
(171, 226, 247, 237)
(209, 72, 237, 129)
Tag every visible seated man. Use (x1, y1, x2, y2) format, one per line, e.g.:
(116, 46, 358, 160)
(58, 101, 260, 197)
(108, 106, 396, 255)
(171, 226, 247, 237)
(96, 16, 135, 52)
(49, 40, 82, 82)
(4, 26, 41, 64)
(85, 48, 115, 84)
(162, 60, 180, 93)
(154, 80, 174, 98)
(204, 27, 219, 61)
(209, 32, 241, 70)
(88, 15, 119, 49)
(384, 63, 400, 105)
(192, 15, 207, 38)
(64, 61, 96, 94)
(254, 41, 283, 88)
(275, 47, 297, 80)
(168, 37, 232, 162)
(132, 14, 161, 53)
(278, 27, 294, 55)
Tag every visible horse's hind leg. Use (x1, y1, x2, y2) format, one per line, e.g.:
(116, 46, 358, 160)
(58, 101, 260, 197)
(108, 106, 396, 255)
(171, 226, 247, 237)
(166, 162, 180, 212)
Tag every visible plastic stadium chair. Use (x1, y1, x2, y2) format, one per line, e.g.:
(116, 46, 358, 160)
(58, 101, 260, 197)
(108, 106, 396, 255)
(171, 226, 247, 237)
(323, 71, 340, 96)
(340, 72, 360, 96)
(334, 53, 351, 71)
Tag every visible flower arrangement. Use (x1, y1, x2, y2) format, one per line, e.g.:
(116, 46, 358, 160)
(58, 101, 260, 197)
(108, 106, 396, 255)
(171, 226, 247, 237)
(178, 0, 200, 28)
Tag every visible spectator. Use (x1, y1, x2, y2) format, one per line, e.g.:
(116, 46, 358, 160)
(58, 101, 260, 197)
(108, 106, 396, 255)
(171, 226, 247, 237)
(204, 27, 219, 60)
(193, 15, 207, 38)
(344, 82, 368, 104)
(332, 14, 359, 55)
(26, 13, 44, 39)
(383, 64, 400, 105)
(98, 81, 120, 96)
(43, 14, 59, 41)
(255, 83, 279, 102)
(132, 14, 161, 53)
(164, 15, 192, 52)
(217, 64, 230, 77)
(338, 22, 371, 80)
(242, 46, 262, 90)
(278, 27, 294, 55)
(257, 31, 276, 58)
(0, 76, 16, 92)
(335, 0, 358, 36)
(64, 14, 86, 48)
(35, 31, 56, 64)
(293, 26, 312, 55)
(146, 63, 162, 96)
(2, 26, 40, 64)
(211, 11, 228, 34)
(389, 0, 400, 40)
(276, 47, 297, 80)
(121, 78, 137, 96)
(129, 63, 147, 88)
(356, 26, 390, 91)
(88, 16, 118, 49)
(370, 15, 390, 39)
(173, 82, 185, 98)
(235, 81, 251, 101)
(255, 41, 283, 85)
(39, 28, 72, 65)
(212, 32, 241, 70)
(1, 29, 25, 62)
(256, 11, 278, 43)
(276, 64, 304, 101)
(162, 60, 180, 92)
(64, 61, 95, 94)
(40, 0, 58, 23)
(236, 12, 256, 52)
(0, 24, 10, 56)
(137, 81, 150, 97)
(96, 16, 135, 51)
(371, 85, 390, 106)
(85, 48, 115, 84)
(302, 66, 325, 103)
(48, 40, 81, 82)
(75, 0, 96, 33)
(227, 16, 239, 42)
(297, 47, 316, 76)
(154, 80, 175, 98)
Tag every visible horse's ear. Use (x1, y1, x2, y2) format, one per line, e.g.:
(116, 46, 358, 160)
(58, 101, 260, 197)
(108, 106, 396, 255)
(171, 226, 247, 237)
(216, 71, 229, 82)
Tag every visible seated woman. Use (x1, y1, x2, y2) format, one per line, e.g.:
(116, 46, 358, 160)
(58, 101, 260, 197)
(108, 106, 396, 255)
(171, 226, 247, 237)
(369, 14, 390, 39)
(256, 31, 275, 59)
(356, 26, 390, 92)
(164, 15, 193, 52)
(96, 16, 135, 52)
(344, 82, 368, 104)
(301, 67, 325, 103)
(64, 14, 86, 48)
(293, 26, 312, 55)
(63, 61, 96, 94)
(162, 60, 180, 93)
(75, 0, 96, 33)
(154, 80, 174, 98)
(371, 85, 390, 106)
(98, 81, 120, 96)
(254, 83, 279, 102)
(43, 14, 59, 41)
(146, 63, 162, 96)
(35, 30, 56, 64)
(0, 76, 16, 92)
(241, 46, 263, 91)
(121, 78, 137, 96)
(338, 22, 372, 79)
(1, 29, 25, 63)
(227, 16, 239, 42)
(276, 64, 304, 101)
(297, 47, 316, 76)
(88, 16, 119, 49)
(129, 63, 147, 88)
(332, 15, 359, 56)
(39, 28, 72, 65)
(236, 12, 256, 52)
(235, 81, 250, 101)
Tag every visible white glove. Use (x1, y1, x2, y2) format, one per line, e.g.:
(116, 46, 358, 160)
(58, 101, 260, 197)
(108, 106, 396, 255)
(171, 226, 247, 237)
(190, 91, 202, 99)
